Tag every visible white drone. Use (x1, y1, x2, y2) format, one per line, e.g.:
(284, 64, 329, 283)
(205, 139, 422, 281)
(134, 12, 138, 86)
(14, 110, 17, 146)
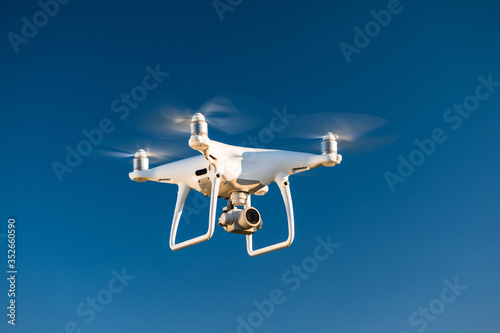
(128, 112, 342, 256)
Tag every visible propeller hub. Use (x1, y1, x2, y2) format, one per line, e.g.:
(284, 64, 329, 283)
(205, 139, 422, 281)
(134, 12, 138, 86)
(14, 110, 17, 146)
(135, 149, 148, 158)
(191, 112, 206, 122)
(323, 132, 336, 141)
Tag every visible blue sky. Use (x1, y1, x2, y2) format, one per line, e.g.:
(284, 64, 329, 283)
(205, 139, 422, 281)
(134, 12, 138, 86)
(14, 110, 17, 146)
(1, 0, 500, 332)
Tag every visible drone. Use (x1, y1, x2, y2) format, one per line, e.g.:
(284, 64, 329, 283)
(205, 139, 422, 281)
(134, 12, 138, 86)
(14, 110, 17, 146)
(128, 112, 342, 256)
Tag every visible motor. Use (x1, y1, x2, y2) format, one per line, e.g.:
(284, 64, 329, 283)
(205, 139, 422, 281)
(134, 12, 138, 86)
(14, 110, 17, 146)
(188, 113, 210, 152)
(133, 149, 149, 171)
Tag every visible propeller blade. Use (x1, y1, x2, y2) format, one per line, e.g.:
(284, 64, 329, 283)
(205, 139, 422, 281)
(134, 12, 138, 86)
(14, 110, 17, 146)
(279, 112, 389, 142)
(198, 94, 268, 135)
(95, 149, 135, 159)
(97, 136, 194, 164)
(275, 112, 398, 154)
(122, 93, 271, 138)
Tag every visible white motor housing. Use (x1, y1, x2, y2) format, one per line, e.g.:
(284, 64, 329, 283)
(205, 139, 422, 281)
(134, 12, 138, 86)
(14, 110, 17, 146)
(321, 132, 337, 155)
(133, 149, 149, 171)
(188, 113, 210, 151)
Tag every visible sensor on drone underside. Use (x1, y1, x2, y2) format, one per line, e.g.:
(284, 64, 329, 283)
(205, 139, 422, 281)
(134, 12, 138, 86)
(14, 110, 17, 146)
(219, 206, 262, 235)
(218, 192, 263, 235)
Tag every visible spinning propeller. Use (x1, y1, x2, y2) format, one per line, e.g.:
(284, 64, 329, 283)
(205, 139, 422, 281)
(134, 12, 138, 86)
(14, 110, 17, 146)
(121, 93, 270, 139)
(275, 112, 398, 154)
(96, 136, 191, 164)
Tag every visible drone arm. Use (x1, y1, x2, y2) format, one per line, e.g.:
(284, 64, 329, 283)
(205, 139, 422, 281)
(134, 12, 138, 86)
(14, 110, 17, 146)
(169, 168, 221, 251)
(246, 173, 295, 257)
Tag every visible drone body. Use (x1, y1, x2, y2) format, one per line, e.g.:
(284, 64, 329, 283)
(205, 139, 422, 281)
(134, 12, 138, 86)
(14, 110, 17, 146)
(129, 113, 342, 256)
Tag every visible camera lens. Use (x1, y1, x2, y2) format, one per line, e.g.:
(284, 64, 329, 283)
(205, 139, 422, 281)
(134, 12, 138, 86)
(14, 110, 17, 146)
(245, 208, 260, 224)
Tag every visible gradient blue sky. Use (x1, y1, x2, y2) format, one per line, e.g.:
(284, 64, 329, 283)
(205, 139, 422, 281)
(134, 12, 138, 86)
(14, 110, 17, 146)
(1, 0, 500, 332)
